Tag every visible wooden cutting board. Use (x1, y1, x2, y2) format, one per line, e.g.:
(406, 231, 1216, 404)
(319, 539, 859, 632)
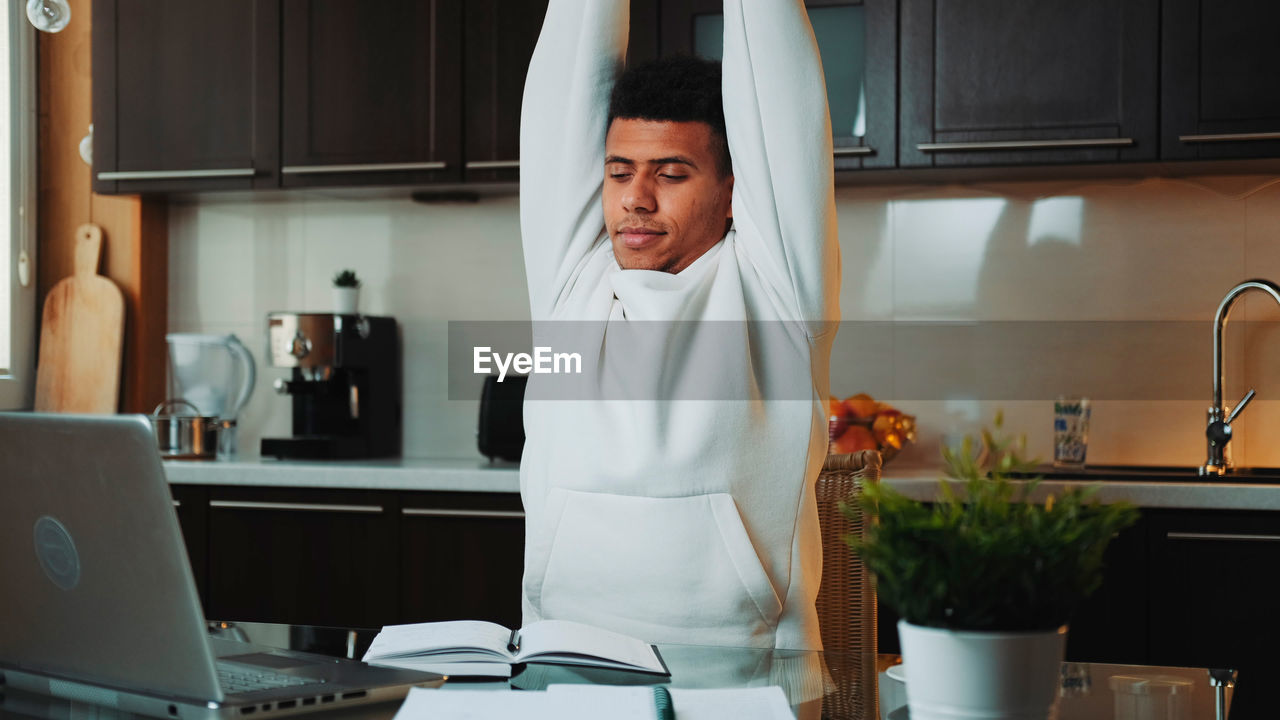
(34, 224, 126, 413)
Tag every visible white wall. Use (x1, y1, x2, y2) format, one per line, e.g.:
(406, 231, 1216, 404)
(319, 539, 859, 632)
(170, 175, 1280, 468)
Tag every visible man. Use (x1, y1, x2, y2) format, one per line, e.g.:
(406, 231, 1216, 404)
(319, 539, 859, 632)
(518, 0, 839, 651)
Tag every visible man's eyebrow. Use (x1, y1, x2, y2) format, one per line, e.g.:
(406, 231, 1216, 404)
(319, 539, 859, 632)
(603, 155, 699, 169)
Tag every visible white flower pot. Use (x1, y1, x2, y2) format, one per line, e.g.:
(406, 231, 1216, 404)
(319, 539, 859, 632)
(898, 620, 1067, 720)
(332, 287, 359, 315)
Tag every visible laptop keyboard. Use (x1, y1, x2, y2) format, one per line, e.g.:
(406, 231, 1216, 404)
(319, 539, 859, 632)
(216, 662, 325, 695)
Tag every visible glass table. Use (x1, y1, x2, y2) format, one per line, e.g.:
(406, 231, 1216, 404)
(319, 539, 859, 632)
(0, 622, 1235, 720)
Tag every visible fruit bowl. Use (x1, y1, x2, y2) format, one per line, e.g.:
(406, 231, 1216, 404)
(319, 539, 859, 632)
(827, 393, 917, 463)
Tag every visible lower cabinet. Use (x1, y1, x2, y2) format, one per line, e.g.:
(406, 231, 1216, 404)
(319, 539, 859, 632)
(205, 487, 400, 628)
(1147, 508, 1280, 717)
(170, 484, 209, 607)
(173, 484, 525, 630)
(400, 493, 525, 628)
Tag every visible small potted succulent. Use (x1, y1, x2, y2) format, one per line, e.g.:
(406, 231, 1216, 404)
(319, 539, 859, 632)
(332, 269, 361, 315)
(844, 413, 1138, 720)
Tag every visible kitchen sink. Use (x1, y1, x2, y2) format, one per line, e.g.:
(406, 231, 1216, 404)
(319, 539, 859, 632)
(1017, 464, 1280, 484)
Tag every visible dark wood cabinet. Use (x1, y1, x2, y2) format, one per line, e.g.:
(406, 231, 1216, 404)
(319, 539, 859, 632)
(205, 487, 400, 628)
(280, 0, 463, 188)
(1061, 516, 1149, 664)
(1148, 509, 1280, 668)
(660, 0, 897, 170)
(170, 484, 209, 608)
(899, 0, 1159, 167)
(91, 0, 279, 194)
(183, 484, 525, 630)
(399, 492, 525, 627)
(461, 0, 548, 184)
(1147, 509, 1280, 717)
(1161, 0, 1280, 160)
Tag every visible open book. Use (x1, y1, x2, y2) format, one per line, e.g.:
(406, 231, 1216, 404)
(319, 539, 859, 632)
(362, 619, 670, 678)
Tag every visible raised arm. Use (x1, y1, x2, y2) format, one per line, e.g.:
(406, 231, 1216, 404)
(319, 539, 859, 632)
(520, 1, 629, 319)
(721, 0, 840, 333)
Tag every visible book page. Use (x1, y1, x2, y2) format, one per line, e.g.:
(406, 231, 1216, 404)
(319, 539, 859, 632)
(362, 620, 514, 661)
(515, 619, 665, 673)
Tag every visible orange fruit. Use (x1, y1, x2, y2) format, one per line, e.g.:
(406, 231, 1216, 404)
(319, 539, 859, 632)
(832, 425, 877, 453)
(843, 393, 879, 418)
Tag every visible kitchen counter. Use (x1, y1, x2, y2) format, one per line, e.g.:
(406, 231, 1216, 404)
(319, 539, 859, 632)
(163, 457, 521, 493)
(163, 457, 1280, 510)
(883, 465, 1280, 511)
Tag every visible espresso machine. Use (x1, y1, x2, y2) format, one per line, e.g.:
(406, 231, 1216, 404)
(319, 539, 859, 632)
(260, 312, 401, 459)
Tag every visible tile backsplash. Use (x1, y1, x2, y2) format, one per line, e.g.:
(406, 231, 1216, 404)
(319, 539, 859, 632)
(169, 175, 1280, 468)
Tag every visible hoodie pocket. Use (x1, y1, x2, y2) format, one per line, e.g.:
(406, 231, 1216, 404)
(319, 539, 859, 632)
(526, 489, 783, 645)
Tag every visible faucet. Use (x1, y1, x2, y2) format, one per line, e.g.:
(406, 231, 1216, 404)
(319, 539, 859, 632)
(1201, 279, 1280, 476)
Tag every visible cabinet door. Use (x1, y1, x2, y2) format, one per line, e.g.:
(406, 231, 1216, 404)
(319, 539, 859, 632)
(280, 0, 463, 188)
(92, 0, 279, 194)
(1061, 515, 1148, 664)
(1148, 509, 1280, 717)
(900, 0, 1158, 167)
(661, 0, 896, 170)
(206, 487, 399, 628)
(1148, 510, 1280, 667)
(1162, 0, 1280, 160)
(461, 0, 548, 184)
(400, 493, 524, 628)
(170, 485, 209, 609)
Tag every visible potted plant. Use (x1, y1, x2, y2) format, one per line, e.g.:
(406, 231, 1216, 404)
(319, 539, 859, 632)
(332, 269, 361, 314)
(843, 412, 1138, 720)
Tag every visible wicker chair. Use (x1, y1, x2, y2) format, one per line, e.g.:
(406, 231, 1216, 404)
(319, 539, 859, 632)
(816, 449, 881, 720)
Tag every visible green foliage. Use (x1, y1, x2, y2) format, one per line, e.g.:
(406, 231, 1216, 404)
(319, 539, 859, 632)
(333, 269, 361, 288)
(842, 411, 1139, 632)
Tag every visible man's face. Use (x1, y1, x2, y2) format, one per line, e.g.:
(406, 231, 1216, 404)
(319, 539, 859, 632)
(603, 119, 734, 274)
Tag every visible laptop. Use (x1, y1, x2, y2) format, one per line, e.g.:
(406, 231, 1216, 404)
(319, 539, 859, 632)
(0, 413, 444, 719)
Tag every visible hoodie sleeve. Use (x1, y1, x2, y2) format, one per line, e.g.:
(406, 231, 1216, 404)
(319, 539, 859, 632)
(721, 0, 841, 335)
(519, 1, 629, 320)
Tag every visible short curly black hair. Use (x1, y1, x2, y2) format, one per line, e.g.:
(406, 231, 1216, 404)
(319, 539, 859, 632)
(608, 55, 732, 178)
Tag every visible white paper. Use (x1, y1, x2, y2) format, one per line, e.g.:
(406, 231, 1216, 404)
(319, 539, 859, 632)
(394, 688, 563, 720)
(547, 685, 796, 720)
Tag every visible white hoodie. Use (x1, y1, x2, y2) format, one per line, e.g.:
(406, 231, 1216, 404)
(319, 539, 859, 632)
(518, 0, 839, 651)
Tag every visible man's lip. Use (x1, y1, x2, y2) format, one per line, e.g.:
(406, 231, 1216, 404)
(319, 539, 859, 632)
(617, 228, 666, 249)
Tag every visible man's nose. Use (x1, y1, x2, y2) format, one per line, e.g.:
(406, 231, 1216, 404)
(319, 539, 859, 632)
(621, 176, 656, 214)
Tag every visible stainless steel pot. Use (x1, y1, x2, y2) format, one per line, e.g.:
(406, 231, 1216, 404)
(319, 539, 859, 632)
(151, 399, 218, 460)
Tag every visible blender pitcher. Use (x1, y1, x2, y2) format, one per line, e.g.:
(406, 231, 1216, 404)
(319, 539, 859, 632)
(166, 333, 257, 456)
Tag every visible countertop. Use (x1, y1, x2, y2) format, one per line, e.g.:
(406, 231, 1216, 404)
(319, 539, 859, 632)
(163, 457, 1280, 510)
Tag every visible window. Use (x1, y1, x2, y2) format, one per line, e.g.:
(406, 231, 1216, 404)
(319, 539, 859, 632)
(0, 4, 37, 409)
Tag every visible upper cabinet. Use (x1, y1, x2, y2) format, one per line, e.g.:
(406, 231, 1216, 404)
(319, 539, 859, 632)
(92, 0, 1280, 194)
(92, 0, 279, 194)
(461, 0, 548, 184)
(1161, 0, 1280, 160)
(899, 0, 1159, 167)
(280, 0, 462, 188)
(660, 0, 898, 170)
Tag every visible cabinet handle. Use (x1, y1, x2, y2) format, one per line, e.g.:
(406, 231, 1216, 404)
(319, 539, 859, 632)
(97, 168, 257, 180)
(210, 499, 384, 514)
(834, 147, 874, 157)
(1167, 531, 1280, 542)
(1179, 131, 1280, 143)
(464, 160, 520, 170)
(917, 138, 1134, 152)
(281, 161, 447, 175)
(402, 508, 525, 520)
(172, 499, 182, 508)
